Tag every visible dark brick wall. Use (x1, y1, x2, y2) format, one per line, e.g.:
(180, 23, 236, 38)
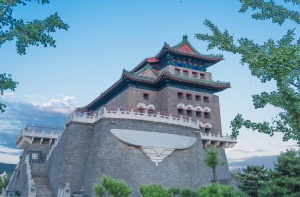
(82, 118, 230, 197)
(157, 87, 169, 113)
(106, 86, 223, 134)
(47, 123, 93, 195)
(127, 88, 158, 110)
(106, 88, 129, 110)
(6, 149, 28, 196)
(161, 87, 222, 134)
(43, 118, 231, 197)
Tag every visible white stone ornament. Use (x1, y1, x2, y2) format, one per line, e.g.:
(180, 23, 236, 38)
(110, 129, 196, 166)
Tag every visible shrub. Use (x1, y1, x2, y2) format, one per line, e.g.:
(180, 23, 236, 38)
(94, 183, 104, 197)
(139, 184, 172, 197)
(169, 187, 181, 197)
(197, 183, 247, 197)
(94, 175, 132, 197)
(180, 188, 198, 197)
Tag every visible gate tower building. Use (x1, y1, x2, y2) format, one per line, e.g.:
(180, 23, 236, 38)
(6, 36, 236, 197)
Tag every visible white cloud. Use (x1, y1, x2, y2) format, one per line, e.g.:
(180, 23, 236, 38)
(29, 95, 78, 114)
(0, 146, 22, 164)
(0, 153, 20, 164)
(267, 141, 298, 148)
(0, 146, 22, 155)
(1, 92, 16, 100)
(0, 94, 77, 163)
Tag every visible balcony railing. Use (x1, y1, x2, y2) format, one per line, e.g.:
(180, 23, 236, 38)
(67, 107, 213, 129)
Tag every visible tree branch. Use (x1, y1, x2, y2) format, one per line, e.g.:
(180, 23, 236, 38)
(0, 0, 13, 21)
(288, 81, 300, 89)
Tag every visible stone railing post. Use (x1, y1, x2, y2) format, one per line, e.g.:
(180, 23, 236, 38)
(25, 155, 36, 197)
(2, 188, 6, 196)
(57, 183, 70, 197)
(63, 183, 71, 197)
(28, 183, 36, 197)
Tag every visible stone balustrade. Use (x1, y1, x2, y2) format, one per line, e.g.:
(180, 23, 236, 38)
(16, 126, 61, 149)
(25, 155, 36, 197)
(46, 135, 60, 161)
(200, 132, 237, 148)
(67, 107, 213, 129)
(66, 108, 237, 149)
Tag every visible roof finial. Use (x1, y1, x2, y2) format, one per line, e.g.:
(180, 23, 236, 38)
(183, 35, 188, 41)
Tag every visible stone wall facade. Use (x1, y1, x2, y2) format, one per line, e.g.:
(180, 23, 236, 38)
(46, 123, 93, 195)
(6, 144, 52, 196)
(105, 86, 222, 134)
(46, 118, 231, 197)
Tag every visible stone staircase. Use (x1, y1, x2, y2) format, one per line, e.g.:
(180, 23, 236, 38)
(31, 163, 54, 197)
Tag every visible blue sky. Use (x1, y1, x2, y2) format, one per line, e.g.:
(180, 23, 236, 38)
(0, 0, 299, 168)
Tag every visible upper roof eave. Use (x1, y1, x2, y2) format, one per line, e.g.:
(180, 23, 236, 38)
(131, 43, 223, 73)
(81, 67, 230, 112)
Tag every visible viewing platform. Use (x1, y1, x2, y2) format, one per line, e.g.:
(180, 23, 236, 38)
(67, 108, 237, 149)
(16, 124, 62, 149)
(201, 132, 237, 149)
(67, 107, 213, 129)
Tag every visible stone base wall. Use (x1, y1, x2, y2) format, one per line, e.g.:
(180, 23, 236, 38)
(6, 144, 52, 196)
(46, 123, 93, 195)
(46, 118, 231, 197)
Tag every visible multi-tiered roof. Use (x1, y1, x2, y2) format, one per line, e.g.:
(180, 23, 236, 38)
(80, 36, 230, 111)
(132, 35, 223, 73)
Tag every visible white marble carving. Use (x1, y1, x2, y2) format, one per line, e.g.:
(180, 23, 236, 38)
(137, 103, 155, 110)
(110, 129, 196, 166)
(177, 103, 211, 112)
(67, 107, 212, 129)
(25, 155, 36, 197)
(201, 132, 237, 148)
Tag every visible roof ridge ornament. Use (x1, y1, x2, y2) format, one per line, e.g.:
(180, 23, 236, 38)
(183, 35, 188, 41)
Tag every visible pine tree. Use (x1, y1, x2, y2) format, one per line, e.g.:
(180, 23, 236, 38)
(233, 165, 270, 197)
(259, 149, 300, 197)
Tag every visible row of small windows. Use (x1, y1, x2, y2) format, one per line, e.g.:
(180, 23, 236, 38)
(171, 62, 205, 72)
(177, 92, 209, 102)
(178, 109, 210, 119)
(144, 93, 209, 104)
(175, 68, 206, 79)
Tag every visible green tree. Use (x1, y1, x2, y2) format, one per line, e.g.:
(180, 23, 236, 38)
(204, 146, 225, 182)
(0, 0, 69, 55)
(259, 149, 300, 197)
(0, 0, 69, 113)
(195, 0, 300, 143)
(0, 73, 17, 112)
(232, 165, 270, 197)
(0, 174, 10, 194)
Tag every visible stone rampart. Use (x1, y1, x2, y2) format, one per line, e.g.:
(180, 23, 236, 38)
(45, 118, 232, 196)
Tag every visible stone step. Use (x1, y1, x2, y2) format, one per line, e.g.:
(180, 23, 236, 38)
(37, 189, 54, 193)
(30, 163, 54, 197)
(36, 194, 54, 197)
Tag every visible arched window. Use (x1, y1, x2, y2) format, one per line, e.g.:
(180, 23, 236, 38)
(148, 108, 155, 114)
(138, 107, 145, 113)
